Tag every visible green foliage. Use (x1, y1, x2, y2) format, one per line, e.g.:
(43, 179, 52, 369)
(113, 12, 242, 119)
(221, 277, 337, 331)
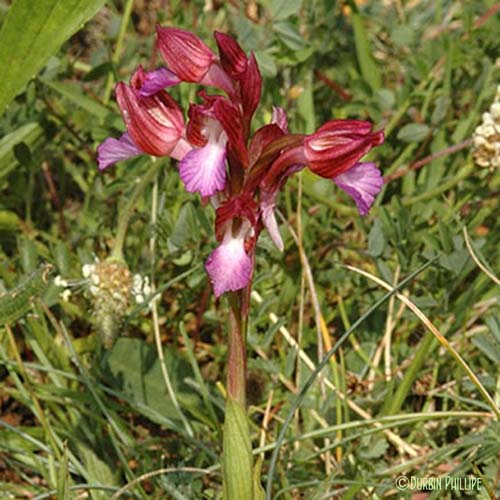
(0, 0, 107, 116)
(0, 263, 53, 323)
(0, 0, 499, 498)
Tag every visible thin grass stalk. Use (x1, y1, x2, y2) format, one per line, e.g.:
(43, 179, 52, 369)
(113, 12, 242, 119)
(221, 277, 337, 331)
(4, 324, 62, 459)
(344, 264, 500, 419)
(111, 159, 162, 262)
(251, 290, 417, 456)
(103, 0, 135, 105)
(149, 173, 194, 438)
(265, 257, 437, 498)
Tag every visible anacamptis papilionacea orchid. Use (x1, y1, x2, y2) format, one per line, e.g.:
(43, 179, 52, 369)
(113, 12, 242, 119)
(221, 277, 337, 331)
(98, 27, 384, 299)
(97, 26, 385, 497)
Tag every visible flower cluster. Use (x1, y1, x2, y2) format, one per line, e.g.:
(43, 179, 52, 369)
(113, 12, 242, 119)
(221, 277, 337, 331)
(98, 27, 385, 298)
(55, 260, 150, 347)
(473, 85, 500, 169)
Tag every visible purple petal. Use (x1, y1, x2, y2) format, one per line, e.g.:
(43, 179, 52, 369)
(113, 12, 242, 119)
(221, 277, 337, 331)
(205, 235, 252, 297)
(260, 190, 284, 252)
(179, 139, 227, 196)
(139, 67, 181, 97)
(97, 133, 142, 171)
(334, 162, 383, 215)
(272, 106, 289, 133)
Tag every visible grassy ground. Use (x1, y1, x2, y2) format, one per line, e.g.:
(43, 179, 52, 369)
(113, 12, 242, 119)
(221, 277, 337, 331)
(0, 0, 500, 498)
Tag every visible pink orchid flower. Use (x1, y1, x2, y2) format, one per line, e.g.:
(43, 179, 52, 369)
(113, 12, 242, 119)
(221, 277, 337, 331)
(97, 28, 385, 297)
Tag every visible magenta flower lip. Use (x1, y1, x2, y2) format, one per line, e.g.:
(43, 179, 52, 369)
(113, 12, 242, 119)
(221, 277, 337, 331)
(205, 227, 253, 298)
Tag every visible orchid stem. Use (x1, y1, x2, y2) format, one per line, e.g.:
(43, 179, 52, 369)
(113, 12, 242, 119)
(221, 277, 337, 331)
(110, 159, 161, 262)
(227, 292, 247, 408)
(223, 291, 254, 499)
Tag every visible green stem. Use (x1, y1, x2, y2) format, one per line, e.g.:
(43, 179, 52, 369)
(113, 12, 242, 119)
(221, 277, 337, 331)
(110, 159, 161, 262)
(103, 0, 135, 105)
(402, 161, 474, 206)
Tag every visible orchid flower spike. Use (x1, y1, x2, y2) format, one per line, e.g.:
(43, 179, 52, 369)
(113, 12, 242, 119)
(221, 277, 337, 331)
(97, 27, 386, 297)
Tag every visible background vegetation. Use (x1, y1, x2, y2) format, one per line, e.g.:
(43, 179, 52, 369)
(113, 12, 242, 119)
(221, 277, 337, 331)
(0, 0, 499, 498)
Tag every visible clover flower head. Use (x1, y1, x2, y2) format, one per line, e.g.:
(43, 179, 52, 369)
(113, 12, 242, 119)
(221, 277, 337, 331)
(473, 85, 500, 169)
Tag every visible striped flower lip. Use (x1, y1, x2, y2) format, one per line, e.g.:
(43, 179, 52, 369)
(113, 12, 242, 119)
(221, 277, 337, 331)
(205, 225, 253, 297)
(333, 162, 383, 216)
(97, 133, 142, 171)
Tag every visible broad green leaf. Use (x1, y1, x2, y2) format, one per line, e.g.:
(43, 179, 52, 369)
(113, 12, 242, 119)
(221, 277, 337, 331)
(78, 444, 116, 499)
(254, 50, 278, 78)
(352, 12, 381, 91)
(485, 316, 500, 345)
(102, 338, 201, 427)
(0, 0, 107, 117)
(0, 210, 20, 231)
(472, 333, 500, 364)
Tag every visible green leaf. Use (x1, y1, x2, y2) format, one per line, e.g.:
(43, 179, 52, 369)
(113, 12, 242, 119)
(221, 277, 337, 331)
(56, 443, 70, 500)
(78, 444, 116, 498)
(13, 142, 32, 166)
(253, 456, 266, 500)
(0, 122, 44, 181)
(0, 0, 107, 117)
(273, 21, 306, 51)
(368, 219, 386, 257)
(297, 70, 315, 134)
(102, 338, 201, 428)
(223, 399, 254, 500)
(397, 123, 430, 143)
(269, 0, 302, 20)
(359, 436, 389, 459)
(41, 79, 112, 121)
(168, 202, 199, 250)
(0, 210, 21, 231)
(352, 12, 381, 91)
(254, 50, 278, 78)
(472, 333, 500, 364)
(485, 316, 500, 345)
(437, 221, 454, 254)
